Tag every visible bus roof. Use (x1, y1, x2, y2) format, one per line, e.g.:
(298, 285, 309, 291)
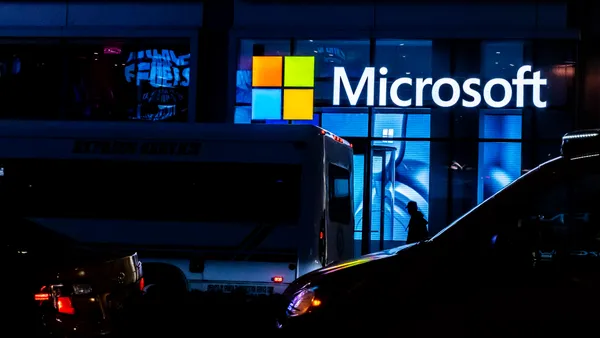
(0, 121, 346, 144)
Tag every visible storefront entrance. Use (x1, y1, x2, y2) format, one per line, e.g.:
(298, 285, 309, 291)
(350, 121, 431, 256)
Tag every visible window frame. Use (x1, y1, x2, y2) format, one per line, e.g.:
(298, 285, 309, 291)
(0, 35, 196, 122)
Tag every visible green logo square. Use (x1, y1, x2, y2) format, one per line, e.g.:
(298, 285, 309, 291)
(283, 56, 315, 88)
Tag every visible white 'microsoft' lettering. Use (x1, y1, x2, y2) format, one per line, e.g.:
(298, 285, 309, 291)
(333, 67, 374, 106)
(333, 65, 548, 109)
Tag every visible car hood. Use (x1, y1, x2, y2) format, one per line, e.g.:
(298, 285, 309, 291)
(284, 243, 420, 296)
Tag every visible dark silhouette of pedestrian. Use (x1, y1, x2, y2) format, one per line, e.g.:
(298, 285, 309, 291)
(406, 201, 429, 244)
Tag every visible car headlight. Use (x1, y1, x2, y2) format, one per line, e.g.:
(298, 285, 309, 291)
(286, 287, 321, 317)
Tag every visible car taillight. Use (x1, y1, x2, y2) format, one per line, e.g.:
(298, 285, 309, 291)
(34, 284, 82, 315)
(34, 286, 51, 302)
(34, 293, 51, 301)
(57, 296, 75, 315)
(139, 277, 145, 291)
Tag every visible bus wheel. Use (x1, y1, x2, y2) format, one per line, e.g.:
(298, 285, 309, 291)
(142, 262, 188, 305)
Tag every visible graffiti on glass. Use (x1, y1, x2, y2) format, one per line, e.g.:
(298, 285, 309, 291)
(124, 49, 190, 121)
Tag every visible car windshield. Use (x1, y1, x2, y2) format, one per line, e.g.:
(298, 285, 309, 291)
(432, 157, 565, 242)
(433, 154, 600, 250)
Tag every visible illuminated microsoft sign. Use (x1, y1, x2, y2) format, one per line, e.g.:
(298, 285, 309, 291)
(333, 65, 548, 109)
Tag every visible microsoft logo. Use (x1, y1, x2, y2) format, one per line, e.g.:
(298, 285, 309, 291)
(251, 56, 315, 121)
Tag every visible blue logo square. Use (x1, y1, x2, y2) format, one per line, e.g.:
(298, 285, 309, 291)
(252, 88, 282, 120)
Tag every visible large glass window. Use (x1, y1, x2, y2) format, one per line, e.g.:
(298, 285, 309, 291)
(321, 107, 369, 137)
(478, 41, 526, 203)
(295, 40, 370, 79)
(234, 37, 578, 256)
(478, 109, 522, 203)
(375, 40, 434, 107)
(295, 40, 370, 107)
(0, 38, 192, 122)
(481, 41, 525, 109)
(0, 40, 63, 119)
(66, 39, 190, 122)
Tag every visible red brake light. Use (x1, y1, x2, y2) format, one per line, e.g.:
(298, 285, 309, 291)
(272, 276, 284, 283)
(57, 297, 75, 315)
(34, 293, 50, 301)
(319, 231, 324, 239)
(139, 277, 145, 291)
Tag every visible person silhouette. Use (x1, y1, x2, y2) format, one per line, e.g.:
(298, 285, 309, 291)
(406, 201, 429, 244)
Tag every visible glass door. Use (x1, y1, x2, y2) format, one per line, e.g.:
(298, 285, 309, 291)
(370, 145, 396, 252)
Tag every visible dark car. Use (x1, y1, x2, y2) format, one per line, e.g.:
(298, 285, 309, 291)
(277, 130, 600, 337)
(5, 218, 144, 337)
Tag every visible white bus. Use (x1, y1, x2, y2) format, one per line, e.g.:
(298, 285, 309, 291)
(0, 121, 354, 295)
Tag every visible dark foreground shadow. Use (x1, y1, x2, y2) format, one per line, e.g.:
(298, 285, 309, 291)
(117, 290, 285, 337)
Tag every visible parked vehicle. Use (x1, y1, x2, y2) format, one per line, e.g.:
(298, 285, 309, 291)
(0, 121, 354, 296)
(6, 218, 144, 337)
(276, 129, 600, 337)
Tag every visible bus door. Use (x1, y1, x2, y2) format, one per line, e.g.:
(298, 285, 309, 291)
(325, 163, 353, 264)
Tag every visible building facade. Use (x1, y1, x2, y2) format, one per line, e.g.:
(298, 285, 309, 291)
(577, 0, 600, 128)
(1, 0, 596, 256)
(227, 0, 583, 254)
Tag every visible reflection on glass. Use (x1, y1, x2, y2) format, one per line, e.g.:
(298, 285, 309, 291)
(0, 40, 191, 122)
(123, 48, 190, 121)
(236, 70, 252, 104)
(482, 41, 525, 79)
(370, 145, 396, 251)
(67, 41, 190, 122)
(479, 110, 522, 140)
(478, 142, 522, 203)
(374, 40, 433, 78)
(353, 154, 365, 243)
(372, 109, 431, 138)
(234, 106, 251, 124)
(321, 108, 369, 137)
(481, 41, 525, 109)
(294, 40, 370, 79)
(374, 40, 433, 106)
(478, 111, 523, 203)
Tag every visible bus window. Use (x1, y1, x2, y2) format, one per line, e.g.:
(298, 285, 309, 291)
(0, 159, 302, 224)
(329, 164, 352, 225)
